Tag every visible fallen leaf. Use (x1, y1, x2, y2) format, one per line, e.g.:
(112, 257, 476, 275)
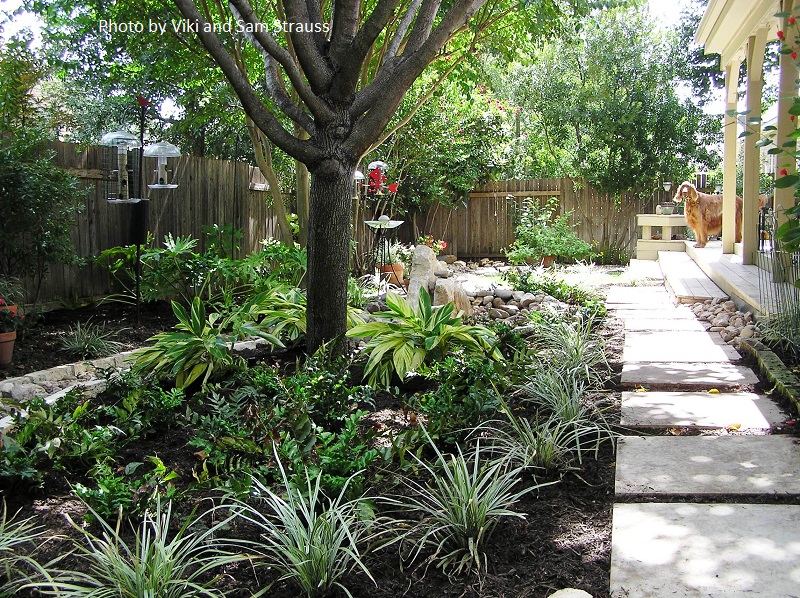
(193, 450, 208, 461)
(727, 423, 741, 431)
(667, 428, 682, 436)
(708, 388, 720, 394)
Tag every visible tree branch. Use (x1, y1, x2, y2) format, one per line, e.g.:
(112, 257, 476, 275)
(264, 55, 317, 132)
(173, 0, 320, 162)
(282, 0, 334, 91)
(228, 0, 333, 121)
(404, 0, 441, 54)
(385, 0, 421, 59)
(329, 0, 361, 63)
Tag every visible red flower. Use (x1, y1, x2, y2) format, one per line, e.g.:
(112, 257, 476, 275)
(387, 183, 398, 193)
(790, 16, 796, 24)
(441, 241, 447, 249)
(793, 51, 798, 59)
(778, 30, 785, 39)
(0, 298, 5, 306)
(781, 168, 789, 176)
(792, 115, 796, 121)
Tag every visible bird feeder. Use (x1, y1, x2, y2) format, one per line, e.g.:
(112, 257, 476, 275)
(100, 131, 142, 203)
(144, 141, 181, 189)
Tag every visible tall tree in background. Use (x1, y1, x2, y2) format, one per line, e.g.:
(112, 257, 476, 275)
(501, 4, 720, 194)
(171, 0, 598, 351)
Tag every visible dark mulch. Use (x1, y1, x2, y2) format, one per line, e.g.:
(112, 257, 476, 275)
(1, 301, 176, 379)
(3, 305, 621, 598)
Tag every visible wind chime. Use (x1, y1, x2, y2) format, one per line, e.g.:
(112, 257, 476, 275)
(99, 93, 182, 325)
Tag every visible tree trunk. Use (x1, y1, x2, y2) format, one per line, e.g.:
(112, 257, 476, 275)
(294, 125, 310, 248)
(306, 159, 355, 353)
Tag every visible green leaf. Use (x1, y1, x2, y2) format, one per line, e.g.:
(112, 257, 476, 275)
(775, 174, 799, 188)
(738, 131, 753, 138)
(768, 148, 783, 154)
(755, 138, 773, 147)
(764, 125, 778, 131)
(789, 103, 800, 116)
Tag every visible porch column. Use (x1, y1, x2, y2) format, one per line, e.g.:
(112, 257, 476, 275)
(742, 29, 768, 265)
(722, 58, 741, 254)
(776, 0, 798, 229)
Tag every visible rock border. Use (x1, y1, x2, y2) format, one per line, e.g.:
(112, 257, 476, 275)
(739, 338, 800, 415)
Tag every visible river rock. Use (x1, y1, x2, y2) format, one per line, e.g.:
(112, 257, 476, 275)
(489, 308, 509, 319)
(440, 254, 457, 264)
(492, 297, 506, 307)
(494, 288, 514, 300)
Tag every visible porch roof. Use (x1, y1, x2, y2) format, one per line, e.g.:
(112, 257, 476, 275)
(696, 0, 780, 67)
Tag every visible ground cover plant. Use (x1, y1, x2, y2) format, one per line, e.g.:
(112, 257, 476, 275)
(0, 251, 619, 597)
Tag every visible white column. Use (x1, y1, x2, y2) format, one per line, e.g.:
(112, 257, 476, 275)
(776, 0, 798, 229)
(722, 59, 741, 254)
(742, 29, 768, 265)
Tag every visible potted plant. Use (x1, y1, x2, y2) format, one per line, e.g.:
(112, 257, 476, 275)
(0, 277, 24, 316)
(417, 235, 448, 255)
(0, 308, 24, 368)
(379, 243, 410, 287)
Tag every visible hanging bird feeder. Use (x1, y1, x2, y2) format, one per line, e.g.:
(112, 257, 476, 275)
(100, 131, 142, 203)
(144, 141, 181, 189)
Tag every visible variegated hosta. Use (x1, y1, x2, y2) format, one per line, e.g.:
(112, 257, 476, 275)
(347, 288, 502, 388)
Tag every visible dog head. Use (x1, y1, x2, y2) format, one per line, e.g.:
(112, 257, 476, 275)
(673, 181, 698, 205)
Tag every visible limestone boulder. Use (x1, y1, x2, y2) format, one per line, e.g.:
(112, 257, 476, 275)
(434, 278, 473, 316)
(408, 245, 440, 308)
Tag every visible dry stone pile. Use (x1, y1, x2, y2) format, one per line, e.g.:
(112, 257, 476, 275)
(690, 297, 759, 346)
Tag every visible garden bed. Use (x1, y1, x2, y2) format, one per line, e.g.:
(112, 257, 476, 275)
(1, 267, 621, 598)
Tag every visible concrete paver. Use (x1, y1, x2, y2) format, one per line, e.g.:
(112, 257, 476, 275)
(620, 362, 759, 388)
(623, 318, 706, 331)
(612, 307, 696, 320)
(621, 391, 785, 429)
(610, 503, 800, 597)
(623, 331, 740, 363)
(616, 435, 800, 496)
(605, 287, 673, 304)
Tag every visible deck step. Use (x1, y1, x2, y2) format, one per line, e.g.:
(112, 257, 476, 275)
(659, 250, 728, 303)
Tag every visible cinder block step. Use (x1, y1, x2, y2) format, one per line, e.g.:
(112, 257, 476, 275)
(623, 331, 741, 363)
(616, 435, 800, 496)
(621, 391, 785, 430)
(611, 503, 800, 597)
(621, 362, 759, 390)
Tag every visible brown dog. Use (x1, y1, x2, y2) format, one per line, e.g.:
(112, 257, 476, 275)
(673, 181, 764, 248)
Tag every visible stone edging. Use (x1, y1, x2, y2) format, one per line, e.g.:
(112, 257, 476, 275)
(739, 338, 800, 414)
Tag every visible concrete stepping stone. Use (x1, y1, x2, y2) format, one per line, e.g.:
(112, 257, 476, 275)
(623, 319, 706, 332)
(623, 331, 740, 363)
(616, 435, 800, 496)
(621, 362, 759, 389)
(610, 503, 800, 597)
(621, 391, 785, 430)
(612, 307, 696, 320)
(606, 287, 673, 304)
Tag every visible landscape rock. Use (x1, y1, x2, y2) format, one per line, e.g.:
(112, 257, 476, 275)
(407, 245, 440, 308)
(440, 254, 457, 264)
(492, 297, 506, 308)
(512, 290, 525, 301)
(454, 260, 467, 268)
(434, 269, 452, 278)
(482, 296, 494, 306)
(433, 278, 455, 306)
(494, 288, 513, 300)
(504, 304, 520, 316)
(548, 590, 592, 598)
(489, 308, 509, 319)
(520, 293, 537, 308)
(10, 383, 47, 402)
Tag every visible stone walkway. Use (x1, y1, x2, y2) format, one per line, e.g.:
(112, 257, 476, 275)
(608, 282, 800, 597)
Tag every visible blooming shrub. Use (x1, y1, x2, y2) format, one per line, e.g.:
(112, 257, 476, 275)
(417, 235, 448, 255)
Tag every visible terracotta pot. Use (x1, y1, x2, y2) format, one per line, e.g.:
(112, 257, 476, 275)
(378, 264, 405, 287)
(0, 330, 16, 368)
(541, 255, 556, 268)
(0, 304, 18, 316)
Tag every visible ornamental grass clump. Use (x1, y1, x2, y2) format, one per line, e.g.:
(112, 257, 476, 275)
(58, 320, 125, 359)
(28, 499, 245, 598)
(393, 434, 544, 576)
(226, 460, 388, 598)
(0, 505, 57, 596)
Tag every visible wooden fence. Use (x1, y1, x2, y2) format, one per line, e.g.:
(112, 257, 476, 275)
(26, 142, 679, 303)
(415, 178, 673, 259)
(31, 141, 278, 304)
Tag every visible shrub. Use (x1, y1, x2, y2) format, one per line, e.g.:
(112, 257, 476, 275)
(504, 199, 593, 265)
(347, 288, 502, 388)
